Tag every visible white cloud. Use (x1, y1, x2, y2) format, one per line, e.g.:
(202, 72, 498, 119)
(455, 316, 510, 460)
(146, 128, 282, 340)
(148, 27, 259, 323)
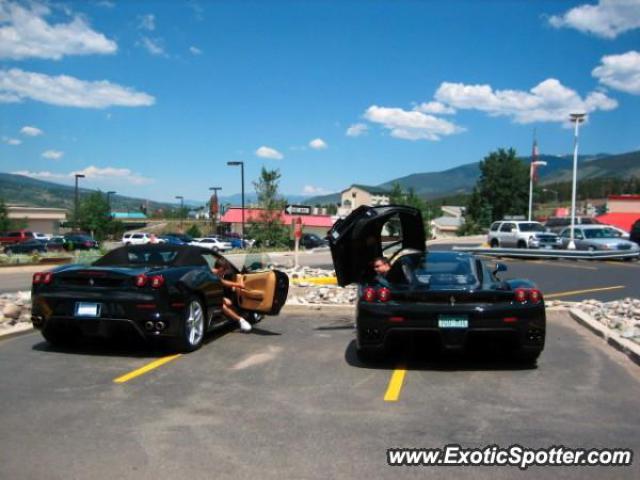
(20, 125, 43, 136)
(42, 149, 63, 160)
(592, 50, 640, 94)
(255, 146, 284, 160)
(434, 78, 617, 124)
(189, 46, 202, 55)
(363, 105, 465, 141)
(138, 36, 166, 56)
(0, 0, 117, 60)
(413, 101, 456, 115)
(138, 14, 156, 31)
(302, 185, 330, 195)
(12, 165, 154, 186)
(0, 68, 155, 108)
(2, 136, 21, 145)
(549, 0, 640, 39)
(346, 123, 368, 137)
(94, 1, 115, 8)
(309, 138, 328, 150)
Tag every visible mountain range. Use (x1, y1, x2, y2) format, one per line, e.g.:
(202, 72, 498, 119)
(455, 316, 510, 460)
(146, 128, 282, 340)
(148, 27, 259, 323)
(306, 150, 640, 205)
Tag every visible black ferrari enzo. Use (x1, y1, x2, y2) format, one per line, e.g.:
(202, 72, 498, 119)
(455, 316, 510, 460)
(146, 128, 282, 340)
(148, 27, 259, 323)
(328, 205, 546, 364)
(31, 244, 289, 352)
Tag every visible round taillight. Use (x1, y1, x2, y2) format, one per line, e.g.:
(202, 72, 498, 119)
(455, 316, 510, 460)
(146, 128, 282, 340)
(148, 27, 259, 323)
(377, 287, 392, 303)
(135, 274, 148, 287)
(150, 275, 165, 289)
(529, 289, 542, 304)
(43, 272, 53, 284)
(514, 288, 527, 303)
(32, 272, 43, 284)
(362, 287, 376, 302)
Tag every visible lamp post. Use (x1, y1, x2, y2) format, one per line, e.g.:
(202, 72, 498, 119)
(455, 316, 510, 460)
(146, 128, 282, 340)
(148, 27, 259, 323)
(74, 174, 85, 231)
(106, 191, 116, 218)
(209, 187, 221, 235)
(227, 161, 245, 241)
(175, 195, 184, 230)
(567, 113, 586, 250)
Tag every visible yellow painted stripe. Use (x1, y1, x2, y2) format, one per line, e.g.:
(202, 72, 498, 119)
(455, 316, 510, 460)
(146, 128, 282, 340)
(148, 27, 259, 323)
(384, 367, 407, 402)
(113, 354, 182, 384)
(545, 285, 625, 299)
(293, 276, 337, 285)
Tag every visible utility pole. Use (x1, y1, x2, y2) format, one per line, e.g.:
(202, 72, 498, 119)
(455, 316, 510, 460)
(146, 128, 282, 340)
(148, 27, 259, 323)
(567, 113, 586, 250)
(74, 174, 85, 231)
(227, 161, 245, 242)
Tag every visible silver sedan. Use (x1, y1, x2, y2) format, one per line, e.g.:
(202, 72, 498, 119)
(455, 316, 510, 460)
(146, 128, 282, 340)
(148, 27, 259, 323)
(559, 225, 640, 251)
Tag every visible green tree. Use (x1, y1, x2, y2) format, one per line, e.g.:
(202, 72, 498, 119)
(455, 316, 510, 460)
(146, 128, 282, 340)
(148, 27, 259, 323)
(0, 198, 10, 232)
(464, 148, 528, 230)
(247, 167, 289, 247)
(186, 224, 202, 238)
(77, 191, 112, 239)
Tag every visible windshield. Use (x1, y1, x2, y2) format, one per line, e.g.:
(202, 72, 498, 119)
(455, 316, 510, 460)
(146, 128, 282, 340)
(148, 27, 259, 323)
(583, 228, 619, 239)
(412, 253, 478, 287)
(518, 223, 546, 232)
(94, 247, 181, 266)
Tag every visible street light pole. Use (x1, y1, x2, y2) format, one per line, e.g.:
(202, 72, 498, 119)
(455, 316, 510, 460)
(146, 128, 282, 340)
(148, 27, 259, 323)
(567, 113, 586, 250)
(175, 195, 184, 230)
(74, 174, 85, 231)
(106, 191, 116, 217)
(227, 161, 245, 241)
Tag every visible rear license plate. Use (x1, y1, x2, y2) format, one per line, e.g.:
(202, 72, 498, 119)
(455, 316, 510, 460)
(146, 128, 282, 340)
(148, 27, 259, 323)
(438, 314, 468, 328)
(75, 302, 101, 317)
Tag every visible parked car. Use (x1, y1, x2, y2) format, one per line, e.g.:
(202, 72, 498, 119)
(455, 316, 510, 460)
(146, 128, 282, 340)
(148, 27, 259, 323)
(159, 235, 185, 245)
(558, 225, 640, 252)
(0, 230, 35, 246)
(299, 233, 328, 249)
(190, 237, 233, 252)
(3, 239, 48, 255)
(30, 244, 289, 352)
(328, 206, 546, 364)
(545, 216, 600, 234)
(221, 236, 252, 249)
(122, 232, 153, 245)
(64, 234, 99, 250)
(44, 236, 67, 252)
(162, 233, 193, 245)
(33, 232, 52, 241)
(631, 219, 640, 246)
(488, 221, 562, 249)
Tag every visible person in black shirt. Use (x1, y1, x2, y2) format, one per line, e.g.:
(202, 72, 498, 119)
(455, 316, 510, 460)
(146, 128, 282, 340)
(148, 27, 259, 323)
(211, 258, 252, 332)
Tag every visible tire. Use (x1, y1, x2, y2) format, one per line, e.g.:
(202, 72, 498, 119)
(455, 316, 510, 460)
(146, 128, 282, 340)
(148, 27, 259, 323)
(172, 297, 206, 353)
(490, 239, 499, 248)
(212, 247, 219, 253)
(588, 246, 596, 252)
(245, 312, 264, 325)
(512, 347, 541, 366)
(517, 240, 527, 249)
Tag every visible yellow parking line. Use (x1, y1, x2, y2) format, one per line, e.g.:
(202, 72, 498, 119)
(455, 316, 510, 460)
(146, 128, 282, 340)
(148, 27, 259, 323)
(545, 285, 626, 299)
(113, 354, 182, 384)
(384, 367, 407, 402)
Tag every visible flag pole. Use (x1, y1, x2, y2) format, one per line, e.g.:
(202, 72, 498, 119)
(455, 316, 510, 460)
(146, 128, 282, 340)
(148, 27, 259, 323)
(528, 129, 536, 221)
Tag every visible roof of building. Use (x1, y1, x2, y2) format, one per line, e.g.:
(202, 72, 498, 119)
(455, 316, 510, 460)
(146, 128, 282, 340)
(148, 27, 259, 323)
(221, 207, 335, 228)
(441, 206, 465, 218)
(596, 213, 640, 232)
(111, 212, 148, 219)
(431, 216, 464, 228)
(608, 195, 640, 201)
(342, 184, 391, 195)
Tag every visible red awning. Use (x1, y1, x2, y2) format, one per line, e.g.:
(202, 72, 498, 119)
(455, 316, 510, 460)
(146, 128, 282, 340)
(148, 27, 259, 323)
(596, 213, 640, 232)
(220, 208, 335, 228)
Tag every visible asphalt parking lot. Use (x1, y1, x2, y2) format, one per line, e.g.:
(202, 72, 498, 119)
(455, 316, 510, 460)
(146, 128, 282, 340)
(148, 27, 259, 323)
(1, 307, 638, 479)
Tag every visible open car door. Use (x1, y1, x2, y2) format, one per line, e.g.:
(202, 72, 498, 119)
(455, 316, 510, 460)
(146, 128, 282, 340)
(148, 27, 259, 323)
(328, 205, 426, 287)
(235, 270, 289, 315)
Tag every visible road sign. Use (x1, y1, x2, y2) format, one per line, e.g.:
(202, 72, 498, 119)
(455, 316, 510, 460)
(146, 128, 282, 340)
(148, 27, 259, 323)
(285, 205, 312, 215)
(294, 217, 303, 240)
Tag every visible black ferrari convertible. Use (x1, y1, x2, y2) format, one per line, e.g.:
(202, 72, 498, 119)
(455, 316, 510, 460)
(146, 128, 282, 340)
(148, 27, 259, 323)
(328, 205, 546, 363)
(31, 244, 289, 352)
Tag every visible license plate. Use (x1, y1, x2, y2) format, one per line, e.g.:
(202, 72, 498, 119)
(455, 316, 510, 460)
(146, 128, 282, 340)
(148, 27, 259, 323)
(75, 302, 101, 317)
(438, 315, 468, 328)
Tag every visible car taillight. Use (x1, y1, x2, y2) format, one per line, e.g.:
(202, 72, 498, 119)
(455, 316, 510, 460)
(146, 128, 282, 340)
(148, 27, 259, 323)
(84, 241, 92, 247)
(150, 275, 165, 288)
(43, 272, 53, 284)
(32, 272, 43, 285)
(377, 287, 392, 303)
(362, 287, 376, 302)
(135, 274, 148, 287)
(529, 289, 542, 304)
(514, 288, 527, 303)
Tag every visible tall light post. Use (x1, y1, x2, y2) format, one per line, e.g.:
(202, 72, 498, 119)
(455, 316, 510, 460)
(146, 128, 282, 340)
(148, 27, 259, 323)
(567, 113, 586, 250)
(106, 191, 116, 218)
(175, 195, 184, 230)
(74, 173, 85, 231)
(209, 186, 222, 235)
(227, 161, 245, 241)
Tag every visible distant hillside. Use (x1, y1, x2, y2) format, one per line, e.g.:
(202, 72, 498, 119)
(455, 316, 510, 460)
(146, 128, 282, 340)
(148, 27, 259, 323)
(0, 173, 174, 212)
(306, 150, 640, 204)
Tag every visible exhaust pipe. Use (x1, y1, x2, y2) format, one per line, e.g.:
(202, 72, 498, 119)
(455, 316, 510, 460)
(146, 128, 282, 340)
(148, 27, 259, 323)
(144, 321, 154, 331)
(155, 321, 166, 331)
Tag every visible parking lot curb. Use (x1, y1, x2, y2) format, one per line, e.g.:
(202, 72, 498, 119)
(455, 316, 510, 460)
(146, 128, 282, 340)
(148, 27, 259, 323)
(0, 324, 34, 342)
(569, 308, 640, 367)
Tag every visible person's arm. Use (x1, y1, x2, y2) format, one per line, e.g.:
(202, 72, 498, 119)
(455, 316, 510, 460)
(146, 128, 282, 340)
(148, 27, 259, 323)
(220, 274, 246, 290)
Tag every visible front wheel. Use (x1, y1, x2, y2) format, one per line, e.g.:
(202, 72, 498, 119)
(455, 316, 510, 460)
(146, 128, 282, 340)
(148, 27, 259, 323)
(490, 239, 499, 248)
(172, 297, 206, 352)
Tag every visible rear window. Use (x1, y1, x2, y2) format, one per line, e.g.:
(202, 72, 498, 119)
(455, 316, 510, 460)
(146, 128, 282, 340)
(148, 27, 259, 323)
(94, 247, 180, 266)
(518, 223, 545, 232)
(132, 234, 144, 239)
(490, 222, 501, 232)
(413, 254, 478, 287)
(584, 228, 617, 239)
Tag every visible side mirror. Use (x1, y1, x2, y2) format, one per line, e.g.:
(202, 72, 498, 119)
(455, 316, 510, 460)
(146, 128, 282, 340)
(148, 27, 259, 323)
(493, 262, 507, 276)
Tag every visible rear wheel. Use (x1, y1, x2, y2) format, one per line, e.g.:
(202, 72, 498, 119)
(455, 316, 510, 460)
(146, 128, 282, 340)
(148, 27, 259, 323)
(245, 311, 264, 325)
(172, 297, 206, 352)
(517, 240, 527, 249)
(490, 239, 499, 248)
(512, 347, 541, 366)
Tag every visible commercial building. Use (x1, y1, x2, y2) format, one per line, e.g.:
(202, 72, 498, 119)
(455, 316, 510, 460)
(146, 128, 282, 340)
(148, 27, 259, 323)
(597, 195, 640, 232)
(338, 185, 390, 217)
(6, 204, 67, 234)
(220, 207, 334, 237)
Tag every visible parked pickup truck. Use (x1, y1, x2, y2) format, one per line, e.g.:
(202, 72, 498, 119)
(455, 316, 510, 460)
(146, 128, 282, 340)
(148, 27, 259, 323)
(0, 230, 36, 246)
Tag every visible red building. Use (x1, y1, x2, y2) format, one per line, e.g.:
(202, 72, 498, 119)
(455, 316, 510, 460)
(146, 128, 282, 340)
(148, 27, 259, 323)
(597, 195, 640, 232)
(220, 207, 335, 237)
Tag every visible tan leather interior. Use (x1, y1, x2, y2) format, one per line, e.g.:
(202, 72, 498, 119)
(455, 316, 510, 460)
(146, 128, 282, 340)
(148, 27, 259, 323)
(236, 271, 276, 312)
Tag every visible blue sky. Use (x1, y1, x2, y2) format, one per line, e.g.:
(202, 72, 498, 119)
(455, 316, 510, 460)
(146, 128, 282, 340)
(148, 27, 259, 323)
(1, 0, 640, 203)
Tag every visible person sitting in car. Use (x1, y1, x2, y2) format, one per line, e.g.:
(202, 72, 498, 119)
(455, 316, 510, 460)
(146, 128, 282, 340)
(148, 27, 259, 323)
(372, 256, 417, 287)
(211, 258, 252, 333)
